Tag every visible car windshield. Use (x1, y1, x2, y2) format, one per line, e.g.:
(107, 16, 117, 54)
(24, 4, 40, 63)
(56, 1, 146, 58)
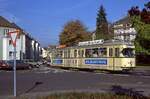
(122, 48, 135, 57)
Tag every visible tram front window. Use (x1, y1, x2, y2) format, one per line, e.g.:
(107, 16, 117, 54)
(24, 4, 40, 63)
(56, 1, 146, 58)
(122, 48, 135, 57)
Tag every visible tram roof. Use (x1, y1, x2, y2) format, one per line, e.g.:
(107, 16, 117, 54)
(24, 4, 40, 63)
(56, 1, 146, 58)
(57, 40, 134, 50)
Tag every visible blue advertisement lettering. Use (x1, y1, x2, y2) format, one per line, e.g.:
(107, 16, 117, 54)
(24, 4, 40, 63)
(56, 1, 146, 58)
(85, 59, 107, 65)
(53, 59, 63, 64)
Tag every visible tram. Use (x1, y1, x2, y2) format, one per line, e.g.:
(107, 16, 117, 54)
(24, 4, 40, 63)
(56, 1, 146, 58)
(50, 39, 135, 71)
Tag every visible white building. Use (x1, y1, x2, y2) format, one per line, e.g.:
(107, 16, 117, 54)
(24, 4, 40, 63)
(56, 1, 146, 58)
(0, 16, 23, 60)
(113, 16, 137, 42)
(0, 16, 42, 61)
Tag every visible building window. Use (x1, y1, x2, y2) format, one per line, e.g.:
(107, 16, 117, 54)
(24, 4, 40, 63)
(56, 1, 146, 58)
(9, 51, 13, 59)
(9, 40, 12, 45)
(4, 29, 9, 36)
(9, 51, 13, 57)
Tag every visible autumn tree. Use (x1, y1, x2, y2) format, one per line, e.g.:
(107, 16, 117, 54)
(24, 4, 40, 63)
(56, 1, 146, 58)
(128, 1, 150, 24)
(141, 1, 150, 24)
(59, 20, 91, 46)
(96, 5, 111, 40)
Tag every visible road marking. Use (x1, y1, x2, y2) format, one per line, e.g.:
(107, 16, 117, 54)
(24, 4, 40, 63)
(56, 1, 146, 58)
(137, 82, 143, 84)
(35, 68, 71, 74)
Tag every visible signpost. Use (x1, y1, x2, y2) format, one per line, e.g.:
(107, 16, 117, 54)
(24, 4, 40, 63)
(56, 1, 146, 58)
(8, 30, 19, 97)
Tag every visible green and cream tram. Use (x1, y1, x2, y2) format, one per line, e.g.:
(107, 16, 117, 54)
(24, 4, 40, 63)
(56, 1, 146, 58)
(51, 40, 135, 71)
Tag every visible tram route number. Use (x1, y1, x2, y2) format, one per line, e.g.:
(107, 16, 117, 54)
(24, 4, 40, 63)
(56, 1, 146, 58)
(85, 59, 107, 65)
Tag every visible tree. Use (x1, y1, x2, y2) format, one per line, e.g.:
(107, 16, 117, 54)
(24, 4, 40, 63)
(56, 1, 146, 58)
(141, 2, 150, 24)
(96, 5, 110, 40)
(128, 3, 150, 24)
(131, 16, 150, 54)
(59, 20, 91, 46)
(128, 6, 140, 16)
(145, 1, 150, 10)
(128, 2, 150, 65)
(128, 1, 150, 55)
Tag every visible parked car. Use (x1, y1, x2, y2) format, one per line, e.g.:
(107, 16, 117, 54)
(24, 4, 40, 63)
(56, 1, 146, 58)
(0, 60, 9, 70)
(27, 61, 40, 68)
(6, 60, 31, 70)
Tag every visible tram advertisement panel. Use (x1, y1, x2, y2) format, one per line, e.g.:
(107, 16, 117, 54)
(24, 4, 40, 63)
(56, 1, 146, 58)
(85, 59, 107, 65)
(53, 59, 63, 64)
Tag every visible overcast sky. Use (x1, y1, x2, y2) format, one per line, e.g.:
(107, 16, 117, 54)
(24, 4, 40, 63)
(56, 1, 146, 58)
(0, 0, 148, 47)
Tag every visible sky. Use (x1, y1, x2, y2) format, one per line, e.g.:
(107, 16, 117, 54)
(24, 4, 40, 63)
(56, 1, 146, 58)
(0, 0, 148, 47)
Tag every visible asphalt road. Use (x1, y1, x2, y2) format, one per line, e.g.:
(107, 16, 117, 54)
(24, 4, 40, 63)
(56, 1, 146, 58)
(0, 65, 150, 97)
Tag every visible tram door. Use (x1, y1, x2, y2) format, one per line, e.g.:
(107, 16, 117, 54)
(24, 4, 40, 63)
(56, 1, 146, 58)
(109, 47, 121, 70)
(78, 49, 84, 68)
(64, 49, 78, 68)
(73, 49, 78, 68)
(64, 50, 69, 67)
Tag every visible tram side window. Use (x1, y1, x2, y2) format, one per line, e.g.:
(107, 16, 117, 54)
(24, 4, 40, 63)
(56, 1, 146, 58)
(59, 51, 63, 58)
(115, 48, 120, 57)
(68, 50, 70, 58)
(78, 50, 81, 58)
(64, 50, 67, 58)
(92, 48, 98, 57)
(74, 50, 77, 58)
(82, 50, 84, 57)
(85, 49, 92, 58)
(109, 48, 113, 57)
(55, 50, 62, 58)
(78, 50, 84, 58)
(98, 48, 107, 57)
(122, 48, 134, 57)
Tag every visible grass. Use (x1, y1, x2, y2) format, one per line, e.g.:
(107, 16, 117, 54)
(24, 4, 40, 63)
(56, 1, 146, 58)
(36, 92, 149, 99)
(9, 92, 150, 99)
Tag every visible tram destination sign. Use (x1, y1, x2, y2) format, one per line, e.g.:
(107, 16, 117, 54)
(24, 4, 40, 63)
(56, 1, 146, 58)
(78, 39, 104, 46)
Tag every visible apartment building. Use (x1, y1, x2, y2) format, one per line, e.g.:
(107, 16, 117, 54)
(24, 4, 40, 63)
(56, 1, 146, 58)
(113, 16, 137, 42)
(0, 16, 41, 61)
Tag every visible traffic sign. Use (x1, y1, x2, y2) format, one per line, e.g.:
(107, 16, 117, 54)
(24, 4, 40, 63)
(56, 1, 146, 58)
(8, 30, 19, 47)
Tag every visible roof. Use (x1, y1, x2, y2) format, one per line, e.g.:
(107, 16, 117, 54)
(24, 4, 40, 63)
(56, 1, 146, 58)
(114, 16, 131, 25)
(57, 39, 134, 50)
(0, 16, 41, 45)
(11, 23, 23, 30)
(0, 16, 15, 28)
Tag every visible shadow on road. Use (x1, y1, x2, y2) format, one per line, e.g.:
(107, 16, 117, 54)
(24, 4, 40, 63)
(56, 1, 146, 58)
(110, 85, 148, 99)
(18, 81, 43, 96)
(107, 70, 150, 77)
